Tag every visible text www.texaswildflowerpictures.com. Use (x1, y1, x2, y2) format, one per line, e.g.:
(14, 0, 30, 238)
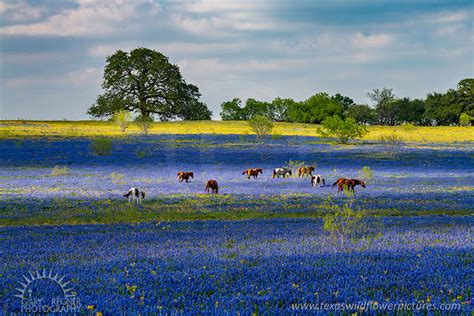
(290, 301, 462, 312)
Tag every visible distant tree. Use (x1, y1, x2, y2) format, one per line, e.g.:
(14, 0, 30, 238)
(367, 88, 396, 125)
(248, 115, 274, 138)
(389, 98, 426, 125)
(243, 98, 270, 120)
(176, 83, 212, 120)
(317, 115, 368, 144)
(87, 48, 211, 121)
(288, 93, 343, 124)
(267, 97, 295, 122)
(332, 93, 356, 111)
(135, 114, 153, 135)
(456, 78, 474, 115)
(423, 90, 461, 125)
(220, 98, 244, 120)
(345, 104, 377, 125)
(112, 110, 132, 132)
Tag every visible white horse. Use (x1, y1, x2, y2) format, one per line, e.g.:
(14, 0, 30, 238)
(311, 175, 325, 187)
(273, 168, 292, 178)
(123, 188, 146, 203)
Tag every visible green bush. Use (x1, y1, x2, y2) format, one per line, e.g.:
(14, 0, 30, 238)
(357, 166, 374, 180)
(91, 137, 113, 156)
(248, 115, 274, 139)
(459, 113, 472, 126)
(317, 115, 368, 144)
(112, 110, 132, 132)
(135, 114, 154, 135)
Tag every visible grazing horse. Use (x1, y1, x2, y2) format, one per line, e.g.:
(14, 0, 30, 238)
(177, 171, 194, 183)
(205, 180, 219, 194)
(242, 168, 263, 179)
(123, 187, 146, 203)
(273, 168, 292, 178)
(332, 178, 366, 192)
(311, 174, 325, 187)
(298, 166, 315, 177)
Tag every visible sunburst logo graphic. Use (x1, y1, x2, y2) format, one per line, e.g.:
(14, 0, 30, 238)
(15, 269, 82, 313)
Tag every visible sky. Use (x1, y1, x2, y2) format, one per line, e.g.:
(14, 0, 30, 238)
(0, 0, 473, 120)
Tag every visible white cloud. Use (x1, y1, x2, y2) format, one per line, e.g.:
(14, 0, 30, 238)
(0, 0, 44, 21)
(182, 0, 259, 13)
(0, 0, 160, 36)
(428, 10, 470, 24)
(67, 67, 102, 87)
(352, 32, 393, 49)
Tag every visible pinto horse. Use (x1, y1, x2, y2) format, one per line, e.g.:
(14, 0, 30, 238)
(123, 188, 146, 203)
(311, 174, 325, 187)
(205, 180, 219, 194)
(273, 168, 292, 178)
(298, 166, 315, 177)
(177, 171, 194, 183)
(243, 168, 263, 179)
(332, 178, 366, 192)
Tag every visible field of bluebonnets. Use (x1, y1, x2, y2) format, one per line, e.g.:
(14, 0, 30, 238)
(0, 134, 473, 314)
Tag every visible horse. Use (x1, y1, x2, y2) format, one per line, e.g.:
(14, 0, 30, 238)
(205, 180, 219, 194)
(123, 188, 146, 203)
(273, 168, 292, 178)
(177, 171, 194, 183)
(298, 166, 315, 177)
(332, 178, 366, 192)
(311, 174, 325, 187)
(242, 168, 263, 179)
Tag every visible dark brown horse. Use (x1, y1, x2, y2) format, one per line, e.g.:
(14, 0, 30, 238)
(332, 178, 366, 192)
(177, 171, 194, 183)
(205, 180, 219, 194)
(242, 168, 263, 179)
(298, 166, 315, 177)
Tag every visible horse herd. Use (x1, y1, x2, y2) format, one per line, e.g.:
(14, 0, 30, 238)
(124, 167, 367, 203)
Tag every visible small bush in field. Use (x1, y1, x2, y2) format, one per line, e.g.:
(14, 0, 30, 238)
(248, 115, 274, 139)
(135, 114, 154, 135)
(51, 165, 69, 176)
(317, 115, 367, 144)
(112, 110, 132, 132)
(110, 172, 125, 184)
(357, 166, 374, 181)
(91, 137, 113, 156)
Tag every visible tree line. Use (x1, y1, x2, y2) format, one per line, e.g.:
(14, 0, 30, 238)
(220, 79, 473, 126)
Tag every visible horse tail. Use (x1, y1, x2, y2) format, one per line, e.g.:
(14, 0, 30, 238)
(242, 170, 248, 175)
(272, 169, 276, 178)
(123, 190, 131, 197)
(332, 181, 338, 188)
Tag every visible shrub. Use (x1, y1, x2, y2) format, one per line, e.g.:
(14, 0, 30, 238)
(286, 159, 306, 174)
(51, 165, 69, 176)
(357, 166, 374, 181)
(323, 197, 368, 249)
(317, 115, 368, 144)
(112, 110, 132, 132)
(248, 115, 274, 139)
(91, 137, 113, 156)
(379, 132, 403, 145)
(135, 114, 154, 135)
(459, 113, 472, 126)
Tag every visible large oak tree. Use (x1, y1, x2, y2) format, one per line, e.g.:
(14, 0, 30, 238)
(88, 48, 211, 121)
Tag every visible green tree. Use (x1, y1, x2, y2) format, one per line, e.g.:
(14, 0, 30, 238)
(135, 114, 153, 135)
(345, 104, 377, 125)
(267, 97, 295, 122)
(387, 98, 426, 125)
(459, 113, 472, 126)
(423, 90, 461, 125)
(288, 93, 343, 123)
(88, 48, 211, 121)
(220, 98, 244, 120)
(112, 110, 132, 132)
(244, 98, 270, 119)
(248, 115, 274, 138)
(317, 115, 368, 144)
(367, 88, 396, 125)
(332, 93, 355, 111)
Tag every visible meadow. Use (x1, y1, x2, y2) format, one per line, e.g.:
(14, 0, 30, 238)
(0, 122, 472, 314)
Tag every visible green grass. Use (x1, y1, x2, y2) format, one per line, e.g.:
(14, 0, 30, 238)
(1, 195, 471, 227)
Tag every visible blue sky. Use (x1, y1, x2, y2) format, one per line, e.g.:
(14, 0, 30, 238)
(0, 0, 472, 120)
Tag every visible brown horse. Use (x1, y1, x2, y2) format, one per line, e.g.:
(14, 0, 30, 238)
(332, 178, 366, 192)
(205, 180, 219, 194)
(298, 166, 315, 177)
(177, 171, 194, 183)
(242, 168, 263, 179)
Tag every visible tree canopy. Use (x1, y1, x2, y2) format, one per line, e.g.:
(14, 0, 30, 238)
(88, 48, 212, 121)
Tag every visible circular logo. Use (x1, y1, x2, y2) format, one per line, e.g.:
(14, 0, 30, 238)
(15, 269, 81, 313)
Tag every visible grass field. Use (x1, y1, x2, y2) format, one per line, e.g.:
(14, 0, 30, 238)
(1, 120, 473, 143)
